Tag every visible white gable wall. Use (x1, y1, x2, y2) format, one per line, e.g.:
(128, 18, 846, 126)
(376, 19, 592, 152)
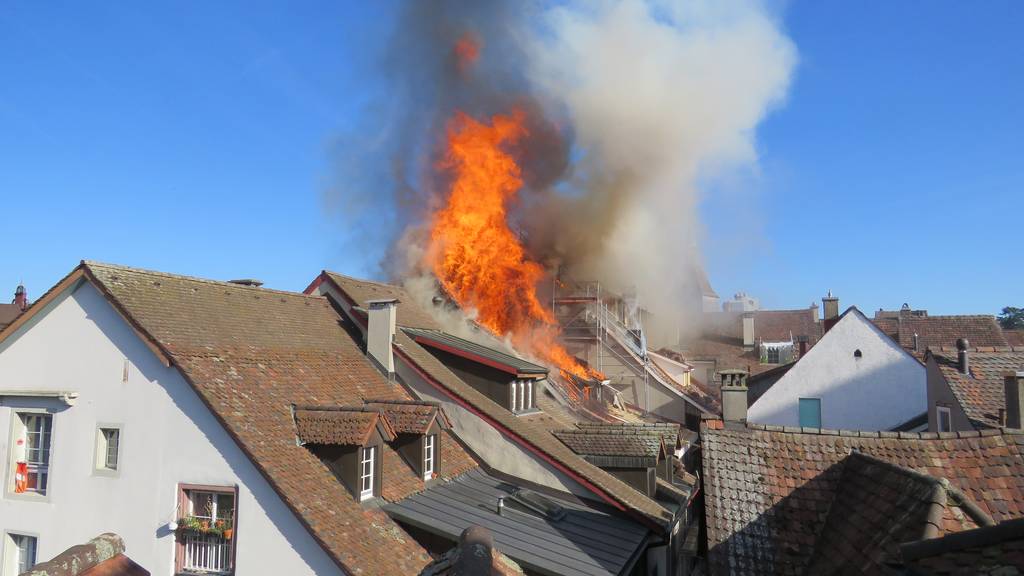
(748, 310, 925, 430)
(0, 280, 342, 575)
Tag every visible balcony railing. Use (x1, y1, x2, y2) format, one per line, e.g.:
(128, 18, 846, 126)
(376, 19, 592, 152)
(182, 531, 232, 574)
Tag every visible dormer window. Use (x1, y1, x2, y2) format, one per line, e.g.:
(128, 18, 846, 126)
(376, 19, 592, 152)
(360, 446, 376, 501)
(423, 434, 436, 480)
(293, 406, 396, 503)
(510, 379, 535, 413)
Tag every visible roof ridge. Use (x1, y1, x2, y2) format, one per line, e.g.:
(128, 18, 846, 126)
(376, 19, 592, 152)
(701, 418, 1024, 439)
(84, 260, 324, 300)
(324, 270, 400, 291)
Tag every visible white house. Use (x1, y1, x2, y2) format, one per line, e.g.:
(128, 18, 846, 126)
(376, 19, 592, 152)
(747, 307, 926, 431)
(0, 261, 475, 576)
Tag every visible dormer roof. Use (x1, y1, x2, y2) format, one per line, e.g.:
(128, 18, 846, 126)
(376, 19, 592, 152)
(293, 406, 398, 445)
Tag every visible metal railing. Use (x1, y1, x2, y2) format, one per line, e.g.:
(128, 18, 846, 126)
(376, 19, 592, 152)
(182, 532, 232, 574)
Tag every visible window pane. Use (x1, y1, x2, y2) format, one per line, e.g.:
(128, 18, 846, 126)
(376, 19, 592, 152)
(798, 398, 821, 428)
(103, 429, 119, 469)
(15, 535, 37, 573)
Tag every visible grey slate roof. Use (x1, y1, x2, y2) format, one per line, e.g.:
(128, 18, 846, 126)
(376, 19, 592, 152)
(402, 327, 548, 375)
(384, 469, 649, 576)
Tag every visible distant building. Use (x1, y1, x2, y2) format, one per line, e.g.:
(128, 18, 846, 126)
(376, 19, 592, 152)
(873, 304, 1008, 352)
(0, 284, 28, 331)
(925, 340, 1024, 432)
(748, 307, 926, 431)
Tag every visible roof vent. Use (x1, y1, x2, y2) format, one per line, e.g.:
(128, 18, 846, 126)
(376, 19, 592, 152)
(956, 338, 970, 375)
(228, 279, 264, 287)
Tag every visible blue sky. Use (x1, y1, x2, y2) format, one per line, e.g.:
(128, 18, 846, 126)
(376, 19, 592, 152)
(0, 2, 1020, 316)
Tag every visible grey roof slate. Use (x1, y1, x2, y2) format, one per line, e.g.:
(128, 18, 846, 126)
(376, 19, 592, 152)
(384, 469, 649, 576)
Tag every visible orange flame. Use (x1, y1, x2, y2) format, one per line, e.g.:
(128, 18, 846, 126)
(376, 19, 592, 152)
(426, 109, 600, 380)
(453, 33, 480, 72)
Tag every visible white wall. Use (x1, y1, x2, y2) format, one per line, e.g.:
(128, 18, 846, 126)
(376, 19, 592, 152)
(0, 281, 342, 575)
(748, 310, 925, 430)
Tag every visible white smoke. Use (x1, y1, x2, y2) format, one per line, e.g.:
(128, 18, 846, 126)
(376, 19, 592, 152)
(525, 0, 797, 344)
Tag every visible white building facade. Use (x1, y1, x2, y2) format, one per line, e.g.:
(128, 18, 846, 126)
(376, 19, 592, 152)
(0, 280, 340, 575)
(748, 308, 926, 431)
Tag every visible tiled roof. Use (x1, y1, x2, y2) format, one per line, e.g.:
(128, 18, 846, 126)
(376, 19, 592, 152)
(553, 429, 664, 460)
(873, 311, 1009, 351)
(701, 308, 822, 344)
(73, 262, 480, 575)
(402, 327, 548, 375)
(294, 407, 396, 445)
(575, 421, 680, 449)
(364, 400, 448, 434)
(1005, 329, 1024, 347)
(700, 420, 1024, 575)
(323, 272, 441, 330)
(322, 273, 676, 529)
(900, 517, 1024, 575)
(0, 303, 23, 329)
(930, 347, 1024, 429)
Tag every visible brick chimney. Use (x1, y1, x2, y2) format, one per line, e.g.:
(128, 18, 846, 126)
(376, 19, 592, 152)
(822, 290, 839, 332)
(13, 284, 27, 311)
(366, 299, 398, 376)
(719, 370, 748, 425)
(1005, 372, 1024, 429)
(956, 338, 970, 375)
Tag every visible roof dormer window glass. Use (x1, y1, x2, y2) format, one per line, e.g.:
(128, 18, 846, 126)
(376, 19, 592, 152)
(360, 446, 375, 501)
(423, 434, 436, 480)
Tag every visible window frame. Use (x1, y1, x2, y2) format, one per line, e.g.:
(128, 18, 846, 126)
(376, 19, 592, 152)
(798, 397, 822, 428)
(93, 423, 124, 477)
(360, 446, 376, 501)
(423, 434, 436, 480)
(509, 380, 519, 412)
(936, 405, 952, 433)
(2, 530, 39, 576)
(175, 483, 238, 575)
(7, 409, 55, 500)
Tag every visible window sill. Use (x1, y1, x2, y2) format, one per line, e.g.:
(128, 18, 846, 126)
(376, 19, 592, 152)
(4, 490, 50, 503)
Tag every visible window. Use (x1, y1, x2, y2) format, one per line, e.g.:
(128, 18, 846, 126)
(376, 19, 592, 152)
(510, 380, 534, 413)
(937, 406, 952, 433)
(766, 347, 780, 364)
(510, 380, 520, 412)
(798, 398, 822, 428)
(360, 446, 375, 501)
(3, 533, 36, 576)
(96, 427, 120, 471)
(423, 434, 436, 480)
(177, 486, 236, 575)
(11, 413, 52, 495)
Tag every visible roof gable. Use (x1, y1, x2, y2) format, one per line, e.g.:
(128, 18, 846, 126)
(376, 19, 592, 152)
(16, 261, 480, 576)
(928, 347, 1024, 428)
(748, 307, 925, 428)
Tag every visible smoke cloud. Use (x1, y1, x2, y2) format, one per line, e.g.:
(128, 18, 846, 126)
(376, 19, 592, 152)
(327, 0, 796, 347)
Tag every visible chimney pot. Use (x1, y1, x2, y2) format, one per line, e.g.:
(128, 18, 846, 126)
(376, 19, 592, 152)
(956, 338, 970, 375)
(719, 370, 749, 424)
(13, 284, 27, 311)
(367, 299, 398, 376)
(1005, 372, 1024, 429)
(822, 290, 840, 332)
